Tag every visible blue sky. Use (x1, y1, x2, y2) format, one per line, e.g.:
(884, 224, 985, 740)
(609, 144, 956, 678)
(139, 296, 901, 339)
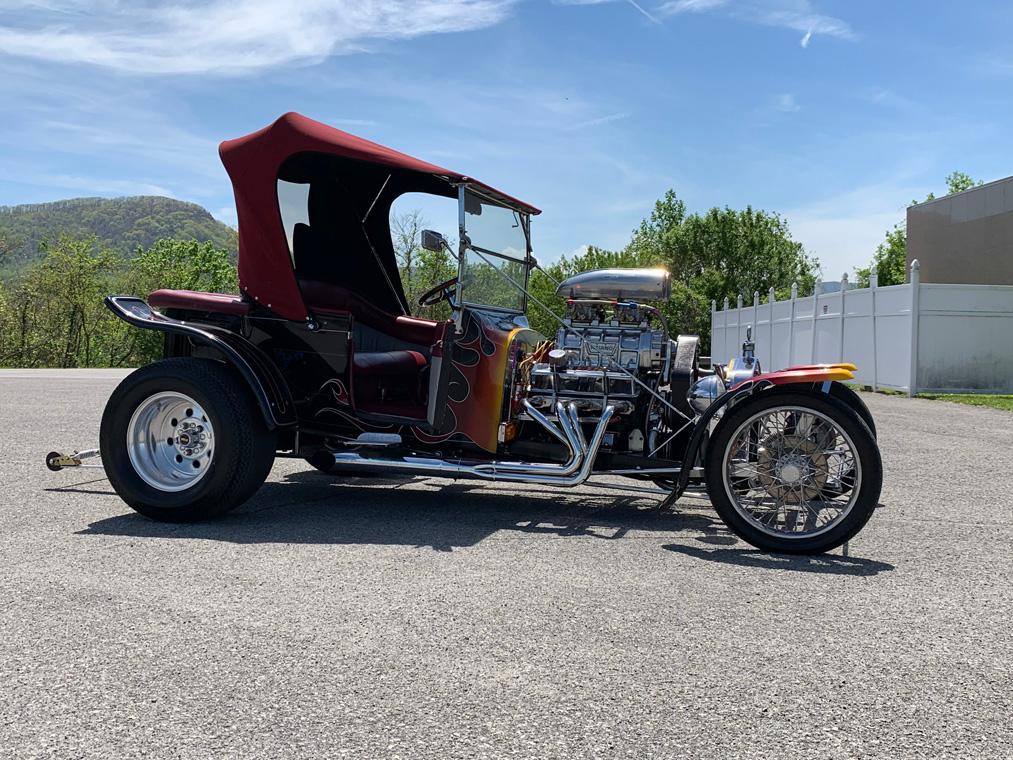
(1, 1, 1011, 280)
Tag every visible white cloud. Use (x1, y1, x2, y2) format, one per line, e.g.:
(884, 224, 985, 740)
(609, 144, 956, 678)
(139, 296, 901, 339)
(564, 111, 630, 130)
(555, 0, 660, 23)
(775, 93, 800, 112)
(783, 181, 923, 278)
(662, 0, 730, 13)
(0, 0, 516, 75)
(0, 166, 176, 198)
(660, 0, 855, 45)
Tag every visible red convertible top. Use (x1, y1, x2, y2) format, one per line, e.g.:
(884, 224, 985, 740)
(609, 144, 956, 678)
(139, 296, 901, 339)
(220, 113, 539, 321)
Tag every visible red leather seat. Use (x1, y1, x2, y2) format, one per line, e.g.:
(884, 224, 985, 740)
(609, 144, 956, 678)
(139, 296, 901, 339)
(352, 349, 428, 417)
(352, 350, 427, 375)
(149, 289, 251, 316)
(298, 279, 439, 346)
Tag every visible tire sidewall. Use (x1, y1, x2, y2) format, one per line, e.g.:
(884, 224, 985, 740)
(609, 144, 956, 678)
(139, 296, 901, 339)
(101, 360, 249, 519)
(705, 389, 882, 554)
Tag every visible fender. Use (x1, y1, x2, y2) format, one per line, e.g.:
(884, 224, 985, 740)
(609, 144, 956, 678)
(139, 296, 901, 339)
(675, 370, 868, 497)
(104, 295, 296, 429)
(732, 364, 875, 437)
(729, 364, 855, 390)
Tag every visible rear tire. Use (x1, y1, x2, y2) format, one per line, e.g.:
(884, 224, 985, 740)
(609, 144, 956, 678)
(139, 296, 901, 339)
(100, 358, 276, 522)
(705, 391, 881, 554)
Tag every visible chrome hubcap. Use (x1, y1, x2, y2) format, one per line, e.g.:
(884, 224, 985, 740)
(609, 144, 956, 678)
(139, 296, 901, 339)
(126, 392, 214, 492)
(724, 406, 861, 538)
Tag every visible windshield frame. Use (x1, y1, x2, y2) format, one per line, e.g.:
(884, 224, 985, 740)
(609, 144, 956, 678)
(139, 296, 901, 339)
(455, 185, 533, 316)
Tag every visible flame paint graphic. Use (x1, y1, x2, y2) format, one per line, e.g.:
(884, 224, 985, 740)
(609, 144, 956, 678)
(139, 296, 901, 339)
(413, 311, 539, 452)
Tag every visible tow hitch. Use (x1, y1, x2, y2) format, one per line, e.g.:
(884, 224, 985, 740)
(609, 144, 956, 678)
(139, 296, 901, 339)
(46, 448, 102, 471)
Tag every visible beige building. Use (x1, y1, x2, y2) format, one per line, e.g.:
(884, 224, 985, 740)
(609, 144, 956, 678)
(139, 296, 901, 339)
(907, 175, 1013, 285)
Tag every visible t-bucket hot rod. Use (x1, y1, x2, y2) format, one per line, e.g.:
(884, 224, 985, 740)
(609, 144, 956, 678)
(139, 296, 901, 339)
(55, 112, 882, 554)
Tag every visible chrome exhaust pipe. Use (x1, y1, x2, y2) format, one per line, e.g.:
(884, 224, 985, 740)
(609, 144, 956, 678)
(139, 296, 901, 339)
(480, 401, 584, 477)
(328, 404, 615, 486)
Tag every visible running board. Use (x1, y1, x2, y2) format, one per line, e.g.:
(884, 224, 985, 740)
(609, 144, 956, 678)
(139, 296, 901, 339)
(350, 432, 402, 447)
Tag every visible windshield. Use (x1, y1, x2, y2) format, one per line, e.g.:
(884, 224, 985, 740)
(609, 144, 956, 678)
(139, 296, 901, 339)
(460, 189, 531, 313)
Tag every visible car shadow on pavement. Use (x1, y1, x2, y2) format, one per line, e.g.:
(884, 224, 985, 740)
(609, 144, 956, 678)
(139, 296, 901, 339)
(662, 544, 895, 576)
(75, 469, 730, 552)
(73, 470, 894, 572)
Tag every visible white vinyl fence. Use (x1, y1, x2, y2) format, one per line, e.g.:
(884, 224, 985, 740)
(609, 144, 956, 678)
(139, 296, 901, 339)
(710, 260, 1013, 395)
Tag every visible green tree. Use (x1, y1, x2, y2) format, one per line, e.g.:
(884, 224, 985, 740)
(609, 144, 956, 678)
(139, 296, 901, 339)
(0, 277, 12, 364)
(628, 191, 818, 348)
(527, 192, 817, 349)
(856, 171, 984, 287)
(128, 238, 238, 297)
(391, 210, 457, 321)
(4, 237, 122, 367)
(0, 237, 240, 369)
(123, 239, 239, 364)
(0, 196, 237, 277)
(943, 170, 982, 195)
(855, 224, 907, 287)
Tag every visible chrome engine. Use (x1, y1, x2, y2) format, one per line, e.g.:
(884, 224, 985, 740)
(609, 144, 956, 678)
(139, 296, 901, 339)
(526, 299, 669, 417)
(518, 267, 700, 461)
(516, 267, 700, 461)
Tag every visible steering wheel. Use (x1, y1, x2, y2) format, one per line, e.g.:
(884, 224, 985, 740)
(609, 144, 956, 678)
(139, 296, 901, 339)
(417, 277, 458, 308)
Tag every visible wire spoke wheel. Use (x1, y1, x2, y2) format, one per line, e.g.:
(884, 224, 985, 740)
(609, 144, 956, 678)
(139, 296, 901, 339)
(722, 405, 861, 539)
(126, 391, 215, 492)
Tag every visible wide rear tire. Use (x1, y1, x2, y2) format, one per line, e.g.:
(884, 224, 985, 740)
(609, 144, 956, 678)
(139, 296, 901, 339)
(100, 358, 276, 522)
(705, 391, 881, 554)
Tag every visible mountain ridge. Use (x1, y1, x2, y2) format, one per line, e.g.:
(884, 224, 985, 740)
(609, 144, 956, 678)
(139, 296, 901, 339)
(0, 195, 237, 276)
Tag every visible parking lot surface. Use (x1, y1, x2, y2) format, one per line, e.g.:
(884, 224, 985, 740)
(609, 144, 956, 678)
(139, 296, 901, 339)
(1, 369, 1011, 759)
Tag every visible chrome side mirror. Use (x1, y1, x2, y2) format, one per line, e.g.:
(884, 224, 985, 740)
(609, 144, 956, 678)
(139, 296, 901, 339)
(687, 374, 726, 415)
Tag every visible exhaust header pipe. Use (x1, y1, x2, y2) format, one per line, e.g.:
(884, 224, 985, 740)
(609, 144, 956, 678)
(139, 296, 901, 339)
(328, 401, 614, 486)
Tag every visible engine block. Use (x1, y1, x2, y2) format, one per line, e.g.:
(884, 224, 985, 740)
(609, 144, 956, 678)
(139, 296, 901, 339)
(525, 300, 668, 416)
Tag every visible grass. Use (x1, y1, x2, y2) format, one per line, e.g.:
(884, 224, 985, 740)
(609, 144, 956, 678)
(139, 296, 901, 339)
(916, 393, 1013, 411)
(848, 384, 1013, 411)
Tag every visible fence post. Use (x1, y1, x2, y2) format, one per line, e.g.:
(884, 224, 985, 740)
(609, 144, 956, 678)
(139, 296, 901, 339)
(723, 297, 730, 361)
(811, 279, 821, 363)
(768, 286, 776, 369)
(788, 282, 797, 366)
(736, 294, 744, 351)
(839, 272, 848, 363)
(908, 259, 921, 397)
(710, 299, 717, 363)
(752, 291, 760, 357)
(869, 268, 879, 391)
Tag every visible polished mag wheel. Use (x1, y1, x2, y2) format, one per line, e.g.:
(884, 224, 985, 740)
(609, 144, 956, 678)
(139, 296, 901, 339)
(126, 392, 214, 492)
(101, 357, 276, 522)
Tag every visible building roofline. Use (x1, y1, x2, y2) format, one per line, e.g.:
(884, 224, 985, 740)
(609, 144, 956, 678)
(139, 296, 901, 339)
(908, 173, 1013, 210)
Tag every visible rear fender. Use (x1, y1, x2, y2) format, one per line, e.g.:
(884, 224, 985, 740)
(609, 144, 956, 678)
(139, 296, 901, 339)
(105, 295, 296, 429)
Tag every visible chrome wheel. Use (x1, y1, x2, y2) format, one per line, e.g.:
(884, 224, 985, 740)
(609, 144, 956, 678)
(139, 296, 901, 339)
(722, 405, 861, 539)
(126, 392, 214, 492)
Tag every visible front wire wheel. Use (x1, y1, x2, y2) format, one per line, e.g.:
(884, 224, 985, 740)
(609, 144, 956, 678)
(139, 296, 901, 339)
(705, 392, 881, 554)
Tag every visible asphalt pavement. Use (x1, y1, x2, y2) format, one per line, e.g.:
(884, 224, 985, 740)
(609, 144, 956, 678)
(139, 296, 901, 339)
(1, 368, 1011, 759)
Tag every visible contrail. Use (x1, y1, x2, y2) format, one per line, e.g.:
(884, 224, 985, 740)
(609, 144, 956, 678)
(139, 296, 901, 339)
(624, 0, 660, 24)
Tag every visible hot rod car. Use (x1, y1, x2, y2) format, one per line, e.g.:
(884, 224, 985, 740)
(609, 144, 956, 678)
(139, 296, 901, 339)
(56, 113, 882, 554)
